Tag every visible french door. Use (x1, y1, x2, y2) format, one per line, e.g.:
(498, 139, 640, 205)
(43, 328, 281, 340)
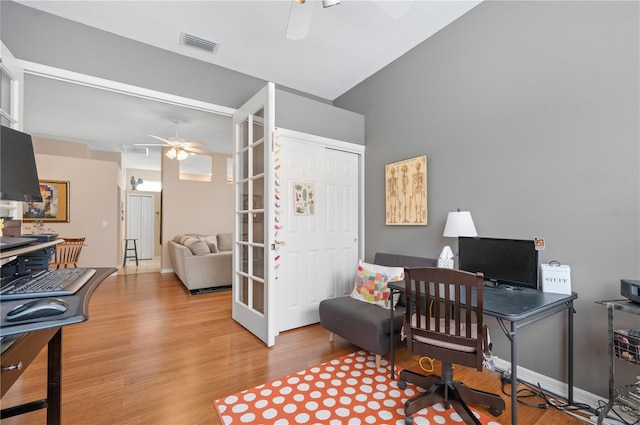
(232, 83, 277, 346)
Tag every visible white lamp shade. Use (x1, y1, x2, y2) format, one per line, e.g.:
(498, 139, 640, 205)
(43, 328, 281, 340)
(176, 148, 189, 161)
(443, 211, 477, 237)
(165, 147, 177, 159)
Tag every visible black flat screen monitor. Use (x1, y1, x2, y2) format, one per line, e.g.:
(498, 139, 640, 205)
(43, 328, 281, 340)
(0, 125, 42, 202)
(458, 237, 539, 290)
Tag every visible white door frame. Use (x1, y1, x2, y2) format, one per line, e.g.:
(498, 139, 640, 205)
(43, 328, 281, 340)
(18, 60, 236, 267)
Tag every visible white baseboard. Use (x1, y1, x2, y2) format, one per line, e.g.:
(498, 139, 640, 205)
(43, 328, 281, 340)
(160, 268, 173, 274)
(494, 358, 605, 406)
(493, 358, 633, 425)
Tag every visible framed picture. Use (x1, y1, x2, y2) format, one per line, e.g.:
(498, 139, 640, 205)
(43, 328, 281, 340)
(385, 155, 427, 225)
(23, 180, 70, 223)
(293, 182, 315, 216)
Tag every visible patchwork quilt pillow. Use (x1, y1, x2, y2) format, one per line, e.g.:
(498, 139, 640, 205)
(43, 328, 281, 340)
(350, 260, 404, 309)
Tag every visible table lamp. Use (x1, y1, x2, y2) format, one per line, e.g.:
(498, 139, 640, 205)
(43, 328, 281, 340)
(440, 210, 477, 268)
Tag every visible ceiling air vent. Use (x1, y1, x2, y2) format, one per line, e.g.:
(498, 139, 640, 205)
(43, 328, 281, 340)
(180, 32, 219, 54)
(124, 146, 149, 155)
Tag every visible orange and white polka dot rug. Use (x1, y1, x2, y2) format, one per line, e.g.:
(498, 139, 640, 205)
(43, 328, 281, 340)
(214, 351, 501, 424)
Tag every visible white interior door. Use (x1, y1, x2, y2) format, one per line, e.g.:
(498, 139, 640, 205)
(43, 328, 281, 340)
(232, 83, 276, 346)
(274, 129, 363, 332)
(126, 193, 154, 259)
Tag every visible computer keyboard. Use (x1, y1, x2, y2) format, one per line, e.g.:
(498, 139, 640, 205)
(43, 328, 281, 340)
(0, 268, 96, 300)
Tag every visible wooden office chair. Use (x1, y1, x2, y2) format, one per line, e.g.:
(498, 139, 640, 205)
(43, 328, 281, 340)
(398, 267, 504, 425)
(50, 237, 86, 269)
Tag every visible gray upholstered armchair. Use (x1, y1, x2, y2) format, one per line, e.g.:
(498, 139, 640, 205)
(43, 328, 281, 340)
(319, 253, 437, 368)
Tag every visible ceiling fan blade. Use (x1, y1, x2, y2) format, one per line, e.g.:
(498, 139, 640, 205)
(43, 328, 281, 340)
(183, 141, 206, 147)
(148, 134, 171, 145)
(286, 0, 313, 40)
(168, 136, 188, 144)
(184, 147, 209, 155)
(134, 143, 166, 146)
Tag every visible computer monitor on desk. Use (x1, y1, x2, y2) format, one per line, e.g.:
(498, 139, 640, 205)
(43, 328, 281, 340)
(0, 126, 43, 203)
(458, 237, 539, 290)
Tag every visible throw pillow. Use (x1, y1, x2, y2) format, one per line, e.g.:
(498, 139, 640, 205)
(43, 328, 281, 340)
(179, 235, 190, 245)
(203, 236, 219, 253)
(350, 260, 405, 309)
(217, 233, 233, 251)
(183, 237, 210, 256)
(173, 235, 183, 243)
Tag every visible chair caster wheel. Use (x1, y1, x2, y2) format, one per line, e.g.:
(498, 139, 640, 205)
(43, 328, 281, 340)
(489, 408, 502, 416)
(404, 415, 414, 425)
(398, 380, 407, 390)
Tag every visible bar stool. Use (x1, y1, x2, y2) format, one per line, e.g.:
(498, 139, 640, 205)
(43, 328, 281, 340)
(123, 238, 139, 266)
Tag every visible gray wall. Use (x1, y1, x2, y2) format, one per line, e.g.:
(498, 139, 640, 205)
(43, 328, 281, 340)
(276, 89, 364, 145)
(335, 1, 639, 397)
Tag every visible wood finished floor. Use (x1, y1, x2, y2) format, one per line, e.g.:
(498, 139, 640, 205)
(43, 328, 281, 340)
(0, 271, 590, 424)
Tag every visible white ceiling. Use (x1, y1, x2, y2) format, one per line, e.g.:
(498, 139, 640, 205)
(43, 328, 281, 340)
(15, 0, 481, 171)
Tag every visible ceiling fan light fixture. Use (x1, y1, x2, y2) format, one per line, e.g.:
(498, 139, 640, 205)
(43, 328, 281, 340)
(165, 147, 177, 160)
(322, 0, 340, 8)
(176, 148, 189, 161)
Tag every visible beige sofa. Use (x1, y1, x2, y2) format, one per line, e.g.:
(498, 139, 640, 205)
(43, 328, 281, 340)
(168, 233, 232, 291)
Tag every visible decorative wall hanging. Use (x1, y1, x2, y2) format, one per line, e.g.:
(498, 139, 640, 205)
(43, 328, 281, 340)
(273, 137, 284, 280)
(293, 182, 315, 216)
(385, 155, 427, 225)
(23, 180, 70, 223)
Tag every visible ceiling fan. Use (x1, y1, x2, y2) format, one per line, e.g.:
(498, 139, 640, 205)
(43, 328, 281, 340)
(135, 121, 208, 161)
(286, 0, 339, 40)
(285, 0, 411, 41)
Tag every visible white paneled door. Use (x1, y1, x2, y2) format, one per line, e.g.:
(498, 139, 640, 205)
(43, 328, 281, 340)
(126, 194, 154, 259)
(274, 129, 362, 332)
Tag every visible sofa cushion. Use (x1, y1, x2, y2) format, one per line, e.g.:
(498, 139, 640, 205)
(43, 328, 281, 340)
(174, 235, 183, 243)
(350, 259, 404, 309)
(184, 237, 210, 256)
(203, 236, 219, 253)
(217, 233, 232, 251)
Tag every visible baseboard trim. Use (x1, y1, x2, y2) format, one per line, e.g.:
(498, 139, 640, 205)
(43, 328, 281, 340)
(160, 268, 174, 274)
(494, 358, 606, 407)
(492, 358, 633, 424)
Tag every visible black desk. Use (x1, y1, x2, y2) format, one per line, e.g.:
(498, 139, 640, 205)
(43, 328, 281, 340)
(0, 267, 116, 424)
(389, 282, 577, 425)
